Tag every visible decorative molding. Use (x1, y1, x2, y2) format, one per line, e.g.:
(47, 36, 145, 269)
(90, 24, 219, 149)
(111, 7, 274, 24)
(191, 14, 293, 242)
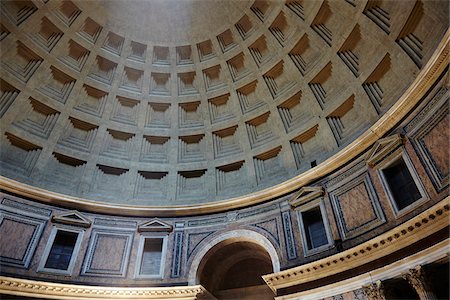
(288, 186, 324, 208)
(365, 134, 406, 168)
(0, 276, 207, 299)
(263, 197, 450, 293)
(1, 197, 51, 217)
(282, 211, 297, 260)
(138, 218, 173, 232)
(52, 210, 91, 228)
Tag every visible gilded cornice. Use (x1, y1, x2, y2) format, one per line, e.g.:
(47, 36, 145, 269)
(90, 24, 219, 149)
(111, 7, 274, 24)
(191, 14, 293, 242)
(0, 277, 206, 299)
(0, 30, 448, 217)
(262, 197, 450, 293)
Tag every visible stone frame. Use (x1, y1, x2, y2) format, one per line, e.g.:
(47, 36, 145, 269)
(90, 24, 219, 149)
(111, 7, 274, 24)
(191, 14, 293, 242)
(376, 148, 428, 217)
(134, 233, 168, 279)
(37, 225, 85, 276)
(295, 197, 333, 257)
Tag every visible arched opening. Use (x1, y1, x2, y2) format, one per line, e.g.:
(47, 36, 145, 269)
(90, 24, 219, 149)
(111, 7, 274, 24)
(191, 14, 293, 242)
(197, 240, 275, 300)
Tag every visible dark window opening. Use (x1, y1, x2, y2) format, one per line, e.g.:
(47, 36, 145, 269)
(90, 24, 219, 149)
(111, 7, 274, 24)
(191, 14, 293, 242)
(302, 207, 328, 250)
(44, 230, 78, 270)
(382, 157, 422, 211)
(140, 238, 163, 275)
(310, 160, 317, 168)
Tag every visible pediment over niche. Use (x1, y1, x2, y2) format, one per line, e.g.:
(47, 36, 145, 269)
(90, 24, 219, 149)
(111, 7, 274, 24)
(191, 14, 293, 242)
(365, 134, 405, 168)
(289, 186, 324, 208)
(52, 210, 92, 228)
(138, 218, 173, 232)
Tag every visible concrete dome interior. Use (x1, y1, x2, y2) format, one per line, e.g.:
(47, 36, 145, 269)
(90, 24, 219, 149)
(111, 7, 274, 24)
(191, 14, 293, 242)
(1, 0, 447, 210)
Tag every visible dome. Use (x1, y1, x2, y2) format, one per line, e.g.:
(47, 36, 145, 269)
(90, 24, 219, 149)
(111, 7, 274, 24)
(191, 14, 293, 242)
(1, 0, 446, 214)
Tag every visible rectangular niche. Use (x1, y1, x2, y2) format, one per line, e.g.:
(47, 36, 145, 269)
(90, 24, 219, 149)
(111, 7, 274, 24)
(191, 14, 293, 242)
(100, 129, 135, 159)
(12, 97, 60, 139)
(253, 146, 285, 184)
(57, 117, 98, 152)
(91, 164, 130, 196)
(2, 41, 43, 83)
(135, 171, 168, 197)
(337, 24, 361, 77)
(311, 0, 333, 46)
(290, 124, 319, 169)
(217, 29, 237, 53)
(178, 71, 199, 95)
(203, 65, 227, 92)
(277, 91, 312, 132)
(269, 11, 294, 46)
(197, 39, 216, 61)
(263, 60, 296, 99)
(176, 45, 193, 65)
(74, 84, 108, 117)
(216, 161, 245, 194)
(208, 93, 235, 124)
(37, 66, 76, 104)
(0, 211, 45, 269)
(2, 0, 37, 26)
(41, 152, 86, 193)
(153, 46, 170, 65)
(28, 17, 63, 52)
(146, 102, 171, 128)
(179, 101, 203, 128)
(289, 33, 319, 76)
(286, 0, 305, 20)
(326, 94, 356, 146)
(0, 79, 20, 118)
(245, 112, 276, 149)
(58, 39, 90, 71)
(362, 53, 391, 114)
(81, 229, 133, 277)
(110, 96, 139, 125)
(248, 35, 275, 67)
(329, 172, 385, 240)
(227, 52, 250, 82)
(102, 32, 124, 56)
(251, 0, 270, 21)
(128, 41, 147, 62)
(308, 61, 333, 109)
(236, 80, 266, 114)
(120, 67, 144, 92)
(88, 56, 117, 85)
(178, 134, 206, 163)
(150, 72, 171, 96)
(177, 170, 207, 200)
(53, 1, 81, 27)
(1, 132, 42, 177)
(235, 14, 254, 40)
(140, 136, 169, 163)
(212, 125, 241, 158)
(77, 17, 102, 44)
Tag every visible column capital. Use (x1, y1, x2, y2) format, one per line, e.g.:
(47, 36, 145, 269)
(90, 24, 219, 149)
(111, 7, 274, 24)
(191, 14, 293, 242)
(363, 280, 386, 300)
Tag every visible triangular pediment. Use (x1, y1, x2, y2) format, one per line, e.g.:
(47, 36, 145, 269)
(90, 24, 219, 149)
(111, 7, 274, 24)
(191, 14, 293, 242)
(289, 186, 324, 208)
(52, 210, 92, 228)
(138, 218, 173, 232)
(365, 134, 405, 167)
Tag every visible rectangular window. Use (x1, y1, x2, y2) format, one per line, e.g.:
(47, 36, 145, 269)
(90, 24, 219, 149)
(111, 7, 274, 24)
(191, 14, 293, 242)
(44, 230, 78, 270)
(38, 227, 84, 275)
(140, 238, 163, 275)
(382, 158, 422, 210)
(135, 235, 167, 278)
(378, 151, 427, 216)
(302, 207, 328, 250)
